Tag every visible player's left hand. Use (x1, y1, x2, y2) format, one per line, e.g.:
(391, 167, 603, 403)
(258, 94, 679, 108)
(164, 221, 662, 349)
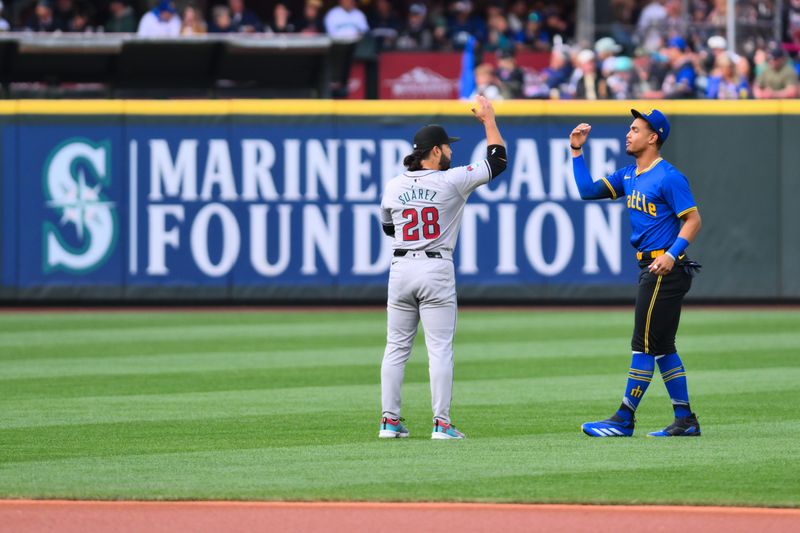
(649, 255, 675, 276)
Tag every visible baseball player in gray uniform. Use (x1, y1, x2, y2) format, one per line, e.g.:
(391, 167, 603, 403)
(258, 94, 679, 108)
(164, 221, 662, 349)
(378, 96, 508, 440)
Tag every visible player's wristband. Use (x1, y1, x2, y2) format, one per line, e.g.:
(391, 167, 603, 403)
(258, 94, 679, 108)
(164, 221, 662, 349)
(666, 237, 689, 261)
(570, 144, 582, 151)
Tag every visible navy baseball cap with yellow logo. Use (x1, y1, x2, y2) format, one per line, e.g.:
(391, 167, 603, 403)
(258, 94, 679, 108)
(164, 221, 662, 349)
(631, 108, 670, 143)
(413, 124, 460, 151)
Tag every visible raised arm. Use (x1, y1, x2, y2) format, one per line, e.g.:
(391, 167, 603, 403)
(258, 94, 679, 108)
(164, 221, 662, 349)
(570, 123, 617, 200)
(471, 95, 507, 178)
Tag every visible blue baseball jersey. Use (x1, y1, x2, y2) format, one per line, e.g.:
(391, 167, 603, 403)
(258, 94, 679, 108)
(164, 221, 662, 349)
(600, 158, 698, 251)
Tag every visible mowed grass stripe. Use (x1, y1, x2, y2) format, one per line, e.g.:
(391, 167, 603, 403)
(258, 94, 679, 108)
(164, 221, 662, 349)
(0, 322, 383, 349)
(2, 340, 798, 400)
(4, 424, 797, 483)
(0, 307, 795, 346)
(0, 310, 379, 331)
(1, 421, 798, 504)
(1, 308, 794, 337)
(2, 366, 797, 429)
(0, 336, 387, 361)
(0, 332, 800, 382)
(2, 388, 798, 464)
(1, 308, 797, 361)
(0, 321, 625, 359)
(0, 310, 621, 343)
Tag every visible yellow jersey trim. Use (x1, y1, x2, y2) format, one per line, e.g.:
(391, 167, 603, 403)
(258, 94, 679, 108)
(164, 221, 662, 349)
(644, 275, 663, 354)
(600, 177, 617, 199)
(4, 99, 800, 116)
(677, 206, 698, 218)
(636, 157, 663, 176)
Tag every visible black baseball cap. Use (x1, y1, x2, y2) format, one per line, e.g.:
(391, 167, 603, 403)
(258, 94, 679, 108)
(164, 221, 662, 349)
(768, 44, 786, 59)
(412, 124, 460, 151)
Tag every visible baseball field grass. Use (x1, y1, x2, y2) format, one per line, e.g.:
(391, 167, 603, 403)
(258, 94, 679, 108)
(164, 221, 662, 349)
(0, 307, 798, 507)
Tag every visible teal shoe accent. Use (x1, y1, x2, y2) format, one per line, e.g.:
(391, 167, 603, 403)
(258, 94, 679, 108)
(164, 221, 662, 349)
(379, 417, 409, 439)
(431, 419, 465, 439)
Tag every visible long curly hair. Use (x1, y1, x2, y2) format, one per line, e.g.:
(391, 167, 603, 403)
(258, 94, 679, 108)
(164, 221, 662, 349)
(403, 147, 434, 171)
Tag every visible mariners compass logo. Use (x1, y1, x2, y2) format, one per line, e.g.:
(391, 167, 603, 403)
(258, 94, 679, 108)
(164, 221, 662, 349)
(43, 138, 117, 274)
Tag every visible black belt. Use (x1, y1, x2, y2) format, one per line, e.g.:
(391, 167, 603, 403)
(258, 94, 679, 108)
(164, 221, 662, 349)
(394, 249, 442, 258)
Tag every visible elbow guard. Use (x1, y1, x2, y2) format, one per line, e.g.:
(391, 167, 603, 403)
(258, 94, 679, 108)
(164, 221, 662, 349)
(382, 223, 395, 237)
(486, 144, 507, 179)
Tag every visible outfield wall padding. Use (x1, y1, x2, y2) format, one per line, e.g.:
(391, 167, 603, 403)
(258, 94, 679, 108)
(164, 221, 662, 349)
(1, 100, 797, 303)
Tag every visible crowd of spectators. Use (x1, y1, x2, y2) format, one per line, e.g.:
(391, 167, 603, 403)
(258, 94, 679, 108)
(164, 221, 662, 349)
(0, 0, 797, 99)
(454, 0, 800, 100)
(470, 33, 797, 100)
(0, 0, 345, 36)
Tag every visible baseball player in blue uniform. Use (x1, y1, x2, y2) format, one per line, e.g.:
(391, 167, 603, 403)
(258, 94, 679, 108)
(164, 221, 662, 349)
(570, 109, 703, 437)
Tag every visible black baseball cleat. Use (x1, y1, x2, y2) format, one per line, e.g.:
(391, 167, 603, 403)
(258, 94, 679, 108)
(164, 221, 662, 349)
(647, 413, 701, 437)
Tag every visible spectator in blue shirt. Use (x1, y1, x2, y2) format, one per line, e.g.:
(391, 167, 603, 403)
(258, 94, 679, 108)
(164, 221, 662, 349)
(446, 0, 486, 50)
(543, 48, 573, 96)
(52, 0, 75, 32)
(294, 0, 325, 35)
(706, 52, 751, 99)
(228, 0, 262, 33)
(369, 0, 402, 50)
(208, 5, 232, 32)
(26, 1, 56, 31)
(644, 36, 696, 98)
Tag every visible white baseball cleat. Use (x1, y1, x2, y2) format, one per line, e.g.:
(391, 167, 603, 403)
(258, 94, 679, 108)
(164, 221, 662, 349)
(431, 419, 465, 439)
(379, 417, 409, 438)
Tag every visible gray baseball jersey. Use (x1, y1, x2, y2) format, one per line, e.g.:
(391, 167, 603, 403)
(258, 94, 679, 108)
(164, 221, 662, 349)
(380, 160, 494, 254)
